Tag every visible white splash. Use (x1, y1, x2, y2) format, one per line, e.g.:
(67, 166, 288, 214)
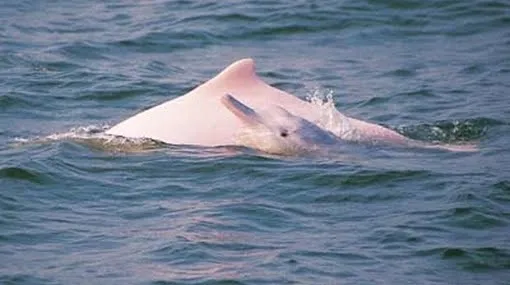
(305, 88, 359, 140)
(12, 125, 164, 152)
(14, 125, 111, 143)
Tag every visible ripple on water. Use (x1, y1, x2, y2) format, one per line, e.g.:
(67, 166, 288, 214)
(0, 275, 60, 285)
(396, 117, 500, 143)
(417, 246, 510, 271)
(446, 206, 507, 229)
(490, 181, 510, 202)
(0, 166, 50, 185)
(0, 91, 51, 113)
(307, 169, 429, 188)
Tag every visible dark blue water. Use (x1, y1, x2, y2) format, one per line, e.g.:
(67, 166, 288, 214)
(1, 1, 509, 284)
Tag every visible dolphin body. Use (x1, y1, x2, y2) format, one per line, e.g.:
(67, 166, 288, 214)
(106, 58, 476, 154)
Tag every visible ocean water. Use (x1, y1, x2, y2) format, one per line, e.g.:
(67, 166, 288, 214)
(1, 0, 509, 284)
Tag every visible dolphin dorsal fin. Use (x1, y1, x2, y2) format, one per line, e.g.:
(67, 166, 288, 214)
(213, 58, 257, 85)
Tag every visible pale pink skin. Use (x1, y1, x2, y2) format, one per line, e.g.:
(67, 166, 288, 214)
(106, 58, 476, 152)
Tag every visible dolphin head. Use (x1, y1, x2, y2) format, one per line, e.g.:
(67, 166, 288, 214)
(221, 94, 338, 155)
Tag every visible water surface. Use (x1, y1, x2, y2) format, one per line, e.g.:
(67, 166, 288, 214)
(1, 0, 509, 284)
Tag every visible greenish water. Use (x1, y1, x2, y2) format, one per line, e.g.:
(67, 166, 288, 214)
(1, 0, 509, 284)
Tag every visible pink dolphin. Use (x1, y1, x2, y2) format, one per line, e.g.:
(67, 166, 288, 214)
(106, 58, 476, 153)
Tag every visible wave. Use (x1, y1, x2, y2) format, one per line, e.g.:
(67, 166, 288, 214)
(396, 117, 503, 143)
(12, 125, 163, 152)
(0, 166, 49, 184)
(419, 246, 510, 270)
